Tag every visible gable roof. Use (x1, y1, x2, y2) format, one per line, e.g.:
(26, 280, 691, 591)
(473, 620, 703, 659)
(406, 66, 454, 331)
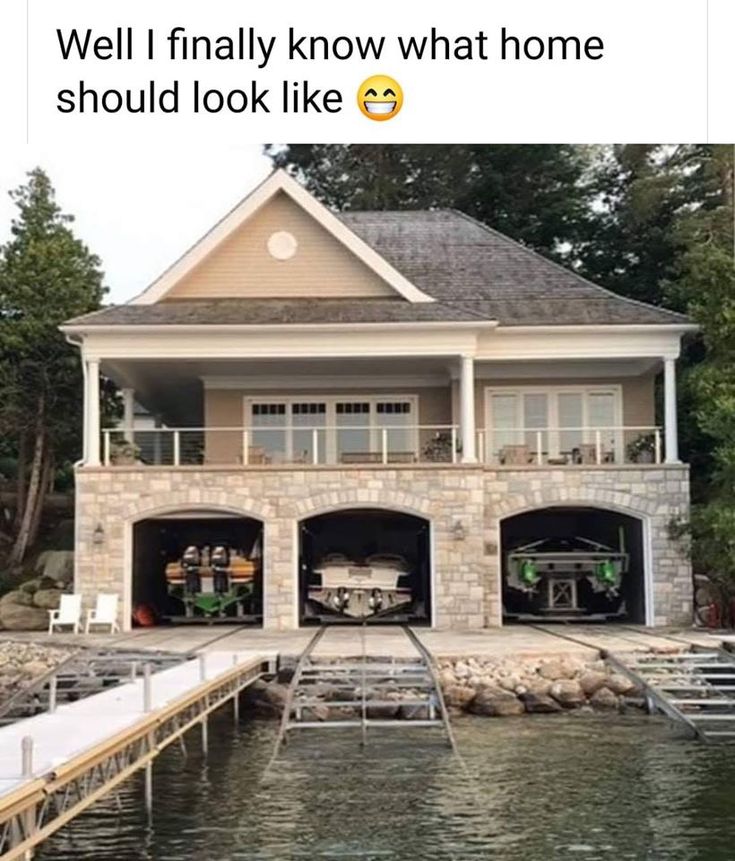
(131, 170, 434, 305)
(65, 182, 692, 330)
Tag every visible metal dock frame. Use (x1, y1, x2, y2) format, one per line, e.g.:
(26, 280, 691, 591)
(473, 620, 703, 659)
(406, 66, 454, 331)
(604, 645, 735, 742)
(0, 655, 268, 861)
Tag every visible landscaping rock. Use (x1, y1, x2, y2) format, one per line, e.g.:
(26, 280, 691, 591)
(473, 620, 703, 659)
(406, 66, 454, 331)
(443, 685, 476, 709)
(0, 604, 48, 631)
(549, 679, 585, 709)
(520, 692, 563, 714)
(0, 590, 33, 608)
(589, 686, 620, 710)
(605, 673, 638, 696)
(469, 687, 525, 717)
(579, 671, 609, 696)
(32, 589, 63, 610)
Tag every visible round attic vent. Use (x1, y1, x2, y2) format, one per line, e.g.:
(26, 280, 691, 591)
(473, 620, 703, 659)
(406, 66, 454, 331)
(267, 230, 298, 260)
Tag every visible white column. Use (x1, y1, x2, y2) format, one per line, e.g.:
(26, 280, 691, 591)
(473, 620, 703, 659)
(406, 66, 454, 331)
(122, 388, 135, 440)
(663, 357, 679, 464)
(85, 359, 101, 466)
(459, 355, 477, 463)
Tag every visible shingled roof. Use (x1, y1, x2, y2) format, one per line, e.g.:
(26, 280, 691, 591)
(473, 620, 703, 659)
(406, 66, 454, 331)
(66, 208, 689, 328)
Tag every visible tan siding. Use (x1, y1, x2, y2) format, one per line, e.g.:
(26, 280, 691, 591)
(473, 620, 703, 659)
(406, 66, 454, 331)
(203, 387, 451, 463)
(166, 192, 397, 300)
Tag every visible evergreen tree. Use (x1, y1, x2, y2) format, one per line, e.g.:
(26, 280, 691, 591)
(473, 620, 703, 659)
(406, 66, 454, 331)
(0, 168, 106, 565)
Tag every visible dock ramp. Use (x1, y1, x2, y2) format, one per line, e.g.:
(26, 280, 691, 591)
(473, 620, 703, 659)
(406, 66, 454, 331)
(272, 624, 456, 758)
(606, 647, 735, 742)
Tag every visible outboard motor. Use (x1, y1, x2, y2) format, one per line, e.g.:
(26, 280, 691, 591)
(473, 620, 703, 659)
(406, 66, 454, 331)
(181, 545, 202, 595)
(211, 545, 231, 595)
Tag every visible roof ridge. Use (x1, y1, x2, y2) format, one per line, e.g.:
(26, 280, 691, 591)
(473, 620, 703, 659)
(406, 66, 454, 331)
(445, 208, 689, 321)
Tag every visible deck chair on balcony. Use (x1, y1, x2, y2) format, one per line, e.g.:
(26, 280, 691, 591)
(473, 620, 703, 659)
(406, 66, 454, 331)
(48, 594, 83, 635)
(85, 593, 120, 634)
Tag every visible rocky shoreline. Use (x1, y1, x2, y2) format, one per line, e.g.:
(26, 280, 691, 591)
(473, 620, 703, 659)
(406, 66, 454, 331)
(243, 654, 643, 720)
(0, 641, 74, 702)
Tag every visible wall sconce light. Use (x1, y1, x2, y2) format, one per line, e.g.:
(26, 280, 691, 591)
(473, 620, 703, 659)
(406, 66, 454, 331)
(92, 523, 105, 546)
(452, 520, 466, 541)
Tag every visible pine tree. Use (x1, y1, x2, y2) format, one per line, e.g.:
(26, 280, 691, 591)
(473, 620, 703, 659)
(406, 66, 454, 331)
(0, 168, 106, 566)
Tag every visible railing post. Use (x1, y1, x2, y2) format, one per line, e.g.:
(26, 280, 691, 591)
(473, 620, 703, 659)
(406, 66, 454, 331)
(242, 430, 249, 466)
(143, 662, 152, 713)
(199, 653, 207, 682)
(654, 428, 662, 465)
(103, 431, 111, 467)
(536, 431, 543, 466)
(595, 430, 602, 465)
(381, 428, 388, 465)
(173, 430, 181, 467)
(21, 736, 33, 777)
(451, 427, 458, 464)
(312, 428, 319, 465)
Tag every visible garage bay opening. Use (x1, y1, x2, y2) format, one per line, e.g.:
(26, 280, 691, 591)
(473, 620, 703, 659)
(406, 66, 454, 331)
(501, 506, 645, 623)
(133, 512, 263, 625)
(299, 508, 431, 625)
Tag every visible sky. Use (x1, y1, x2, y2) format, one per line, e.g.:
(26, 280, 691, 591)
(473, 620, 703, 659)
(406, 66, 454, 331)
(0, 143, 272, 304)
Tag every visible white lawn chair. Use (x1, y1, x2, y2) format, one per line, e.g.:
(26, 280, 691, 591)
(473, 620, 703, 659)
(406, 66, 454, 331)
(85, 593, 120, 634)
(48, 594, 83, 635)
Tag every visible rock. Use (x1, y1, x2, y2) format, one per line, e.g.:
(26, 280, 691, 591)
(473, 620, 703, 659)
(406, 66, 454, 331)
(35, 550, 74, 585)
(32, 589, 63, 610)
(605, 673, 638, 696)
(538, 659, 576, 681)
(302, 704, 330, 721)
(367, 702, 400, 719)
(590, 687, 620, 710)
(497, 675, 522, 692)
(443, 685, 476, 709)
(21, 660, 49, 677)
(523, 678, 553, 697)
(275, 666, 296, 684)
(579, 671, 609, 696)
(439, 669, 456, 688)
(549, 679, 585, 709)
(0, 590, 34, 608)
(19, 579, 40, 594)
(469, 687, 525, 717)
(453, 661, 471, 679)
(261, 682, 289, 707)
(0, 604, 48, 630)
(520, 692, 563, 714)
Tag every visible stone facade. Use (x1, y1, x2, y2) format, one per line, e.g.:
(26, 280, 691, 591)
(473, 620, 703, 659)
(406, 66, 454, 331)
(74, 464, 692, 631)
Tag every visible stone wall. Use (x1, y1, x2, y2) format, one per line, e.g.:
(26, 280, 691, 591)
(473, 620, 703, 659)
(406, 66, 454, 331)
(74, 463, 691, 631)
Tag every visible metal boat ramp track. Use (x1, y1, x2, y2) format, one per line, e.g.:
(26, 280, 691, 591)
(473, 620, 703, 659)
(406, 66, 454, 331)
(0, 650, 273, 860)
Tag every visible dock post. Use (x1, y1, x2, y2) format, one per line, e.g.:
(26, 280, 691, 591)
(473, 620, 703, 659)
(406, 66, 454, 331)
(143, 663, 152, 713)
(201, 716, 209, 755)
(232, 654, 240, 725)
(144, 762, 153, 818)
(21, 736, 33, 777)
(199, 653, 207, 682)
(48, 675, 57, 714)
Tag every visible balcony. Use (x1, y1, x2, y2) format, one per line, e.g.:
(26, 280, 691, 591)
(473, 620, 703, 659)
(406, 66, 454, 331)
(100, 424, 665, 468)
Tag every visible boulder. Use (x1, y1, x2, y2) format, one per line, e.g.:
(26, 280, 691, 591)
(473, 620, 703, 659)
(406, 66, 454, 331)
(523, 678, 553, 697)
(261, 682, 289, 707)
(0, 603, 48, 631)
(605, 673, 638, 696)
(35, 551, 74, 585)
(520, 692, 563, 714)
(589, 686, 620, 710)
(367, 702, 400, 719)
(443, 684, 476, 709)
(32, 589, 63, 610)
(549, 679, 585, 709)
(21, 660, 49, 678)
(579, 671, 609, 696)
(0, 590, 33, 608)
(538, 659, 579, 681)
(469, 687, 525, 717)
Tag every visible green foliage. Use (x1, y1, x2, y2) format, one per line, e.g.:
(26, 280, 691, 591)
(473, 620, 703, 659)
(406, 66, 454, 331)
(267, 144, 595, 260)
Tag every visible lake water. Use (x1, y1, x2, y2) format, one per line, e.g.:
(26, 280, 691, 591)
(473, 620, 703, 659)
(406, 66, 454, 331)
(37, 711, 735, 860)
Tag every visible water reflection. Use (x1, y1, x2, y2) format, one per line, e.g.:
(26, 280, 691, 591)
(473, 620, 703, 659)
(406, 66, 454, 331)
(38, 712, 735, 860)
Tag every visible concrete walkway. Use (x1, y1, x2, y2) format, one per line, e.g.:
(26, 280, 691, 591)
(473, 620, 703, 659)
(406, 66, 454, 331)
(2, 624, 722, 660)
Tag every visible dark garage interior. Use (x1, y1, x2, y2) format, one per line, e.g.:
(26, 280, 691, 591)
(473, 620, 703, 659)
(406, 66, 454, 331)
(132, 513, 263, 624)
(299, 508, 431, 625)
(501, 506, 645, 623)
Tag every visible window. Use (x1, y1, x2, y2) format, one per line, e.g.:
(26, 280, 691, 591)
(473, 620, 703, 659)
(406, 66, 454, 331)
(484, 386, 621, 463)
(246, 396, 418, 464)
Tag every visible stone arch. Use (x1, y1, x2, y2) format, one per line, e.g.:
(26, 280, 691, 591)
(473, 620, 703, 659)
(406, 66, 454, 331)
(125, 499, 271, 526)
(293, 488, 433, 522)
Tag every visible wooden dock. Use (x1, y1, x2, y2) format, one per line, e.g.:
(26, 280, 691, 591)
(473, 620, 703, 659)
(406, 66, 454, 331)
(0, 650, 272, 860)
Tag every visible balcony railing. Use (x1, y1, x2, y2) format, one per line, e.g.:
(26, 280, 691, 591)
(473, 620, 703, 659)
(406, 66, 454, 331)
(100, 424, 664, 468)
(478, 425, 663, 467)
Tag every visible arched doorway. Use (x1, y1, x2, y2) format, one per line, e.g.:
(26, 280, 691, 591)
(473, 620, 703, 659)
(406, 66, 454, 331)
(500, 506, 647, 623)
(298, 508, 431, 625)
(132, 509, 263, 625)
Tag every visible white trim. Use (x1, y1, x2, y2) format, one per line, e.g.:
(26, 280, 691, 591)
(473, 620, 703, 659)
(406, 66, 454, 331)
(202, 374, 449, 390)
(63, 321, 493, 335)
(129, 170, 435, 305)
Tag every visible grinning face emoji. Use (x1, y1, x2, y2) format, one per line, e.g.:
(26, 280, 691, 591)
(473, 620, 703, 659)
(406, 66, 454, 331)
(358, 75, 403, 121)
